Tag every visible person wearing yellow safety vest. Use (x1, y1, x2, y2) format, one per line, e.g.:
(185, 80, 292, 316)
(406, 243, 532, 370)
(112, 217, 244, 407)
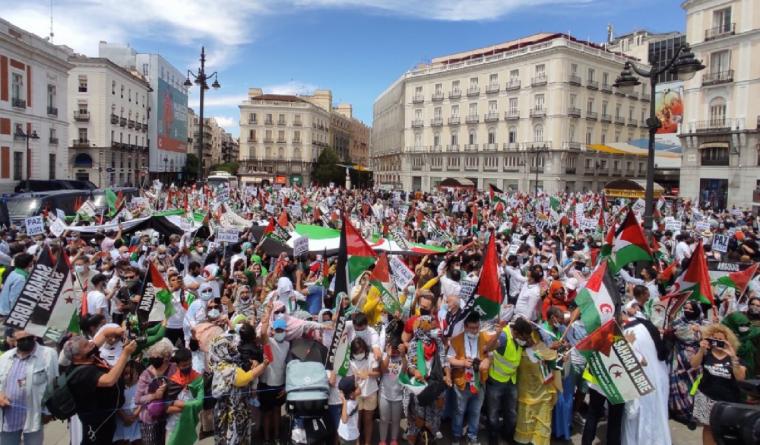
(484, 316, 534, 445)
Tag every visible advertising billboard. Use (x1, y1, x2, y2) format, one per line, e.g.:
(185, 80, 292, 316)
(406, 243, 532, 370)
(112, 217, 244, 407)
(157, 78, 188, 152)
(655, 83, 683, 134)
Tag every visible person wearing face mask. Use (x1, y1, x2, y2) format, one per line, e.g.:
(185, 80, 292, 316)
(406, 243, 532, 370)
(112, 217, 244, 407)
(183, 282, 214, 347)
(505, 254, 528, 305)
(347, 312, 382, 362)
(484, 316, 533, 445)
(667, 300, 704, 424)
(722, 311, 760, 379)
(402, 290, 437, 344)
(447, 312, 491, 445)
(164, 274, 188, 347)
(232, 284, 255, 319)
(64, 335, 137, 445)
(85, 274, 110, 319)
(258, 316, 290, 444)
(346, 337, 380, 445)
(0, 253, 34, 321)
(514, 267, 543, 322)
(134, 338, 176, 445)
(0, 330, 58, 445)
(182, 261, 203, 293)
(745, 295, 760, 327)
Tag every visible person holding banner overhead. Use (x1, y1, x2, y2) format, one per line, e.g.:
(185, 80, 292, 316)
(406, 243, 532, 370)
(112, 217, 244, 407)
(0, 253, 34, 322)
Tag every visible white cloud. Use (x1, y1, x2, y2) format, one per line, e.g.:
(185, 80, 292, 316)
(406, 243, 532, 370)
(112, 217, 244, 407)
(213, 116, 237, 129)
(264, 81, 319, 96)
(4, 0, 597, 67)
(188, 92, 248, 110)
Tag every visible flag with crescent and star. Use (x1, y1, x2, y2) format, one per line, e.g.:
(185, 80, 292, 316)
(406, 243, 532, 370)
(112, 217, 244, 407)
(574, 259, 618, 333)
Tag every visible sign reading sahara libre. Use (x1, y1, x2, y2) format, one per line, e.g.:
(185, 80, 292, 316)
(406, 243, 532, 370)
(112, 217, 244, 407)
(4, 249, 77, 342)
(577, 320, 654, 405)
(216, 228, 239, 243)
(293, 236, 309, 258)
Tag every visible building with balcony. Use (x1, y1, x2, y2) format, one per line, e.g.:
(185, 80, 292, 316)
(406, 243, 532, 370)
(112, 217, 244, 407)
(371, 32, 651, 192)
(98, 42, 188, 182)
(66, 56, 150, 187)
(238, 88, 331, 185)
(0, 18, 71, 192)
(679, 0, 760, 209)
(190, 115, 225, 175)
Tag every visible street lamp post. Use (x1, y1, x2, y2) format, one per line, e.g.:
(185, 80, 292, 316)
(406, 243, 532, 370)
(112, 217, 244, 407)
(184, 47, 221, 182)
(613, 43, 704, 230)
(15, 128, 39, 183)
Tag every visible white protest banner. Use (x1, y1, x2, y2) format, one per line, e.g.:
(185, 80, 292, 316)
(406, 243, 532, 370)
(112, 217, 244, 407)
(581, 218, 597, 232)
(695, 221, 711, 233)
(293, 236, 309, 257)
(712, 234, 729, 253)
(459, 278, 477, 302)
(55, 209, 66, 221)
(290, 204, 302, 219)
(265, 204, 275, 214)
(49, 218, 66, 238)
(389, 255, 414, 290)
(398, 205, 409, 221)
(511, 233, 522, 244)
(25, 216, 45, 236)
(216, 227, 239, 243)
(575, 203, 585, 219)
(508, 243, 520, 255)
(665, 219, 682, 232)
(632, 199, 646, 215)
(732, 208, 743, 217)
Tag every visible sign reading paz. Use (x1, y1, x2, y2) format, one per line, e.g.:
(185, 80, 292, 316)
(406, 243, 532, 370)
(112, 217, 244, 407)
(25, 216, 45, 236)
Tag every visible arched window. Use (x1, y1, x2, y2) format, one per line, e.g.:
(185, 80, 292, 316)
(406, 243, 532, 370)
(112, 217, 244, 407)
(468, 129, 476, 145)
(508, 126, 517, 144)
(293, 147, 302, 160)
(709, 97, 726, 126)
(488, 127, 496, 144)
(278, 147, 284, 159)
(534, 124, 544, 142)
(73, 153, 93, 168)
(265, 146, 272, 158)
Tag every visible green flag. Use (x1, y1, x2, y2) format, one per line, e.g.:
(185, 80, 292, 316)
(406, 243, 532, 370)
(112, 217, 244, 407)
(165, 376, 204, 445)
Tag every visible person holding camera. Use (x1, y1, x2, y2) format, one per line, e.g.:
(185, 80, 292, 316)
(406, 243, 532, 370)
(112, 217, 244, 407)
(690, 323, 747, 445)
(446, 312, 491, 445)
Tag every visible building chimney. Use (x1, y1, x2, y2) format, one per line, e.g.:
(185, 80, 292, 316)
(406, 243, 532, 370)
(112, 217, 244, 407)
(248, 88, 263, 98)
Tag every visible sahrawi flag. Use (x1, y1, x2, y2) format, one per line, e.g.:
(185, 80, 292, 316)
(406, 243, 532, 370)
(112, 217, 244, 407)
(367, 252, 402, 315)
(576, 319, 654, 404)
(609, 209, 654, 272)
(137, 262, 175, 323)
(166, 374, 204, 445)
(334, 214, 377, 296)
(474, 233, 503, 319)
(4, 247, 78, 342)
(713, 262, 759, 296)
(671, 239, 714, 305)
(574, 260, 617, 333)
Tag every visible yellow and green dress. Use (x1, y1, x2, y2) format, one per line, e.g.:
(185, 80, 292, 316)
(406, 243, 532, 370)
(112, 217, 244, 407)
(514, 337, 561, 445)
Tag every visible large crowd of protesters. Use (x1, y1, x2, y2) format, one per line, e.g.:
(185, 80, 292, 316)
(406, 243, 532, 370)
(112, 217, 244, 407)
(0, 182, 758, 445)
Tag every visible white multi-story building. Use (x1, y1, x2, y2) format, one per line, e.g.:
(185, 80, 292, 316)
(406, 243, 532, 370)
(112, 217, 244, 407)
(0, 18, 71, 191)
(238, 88, 331, 186)
(67, 56, 150, 187)
(371, 33, 655, 193)
(98, 42, 188, 182)
(679, 0, 760, 209)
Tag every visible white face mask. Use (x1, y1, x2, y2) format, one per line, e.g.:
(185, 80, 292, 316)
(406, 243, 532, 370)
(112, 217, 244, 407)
(200, 290, 214, 302)
(274, 332, 286, 342)
(353, 352, 367, 361)
(207, 308, 221, 320)
(429, 329, 440, 339)
(465, 331, 478, 341)
(74, 265, 86, 274)
(514, 338, 527, 347)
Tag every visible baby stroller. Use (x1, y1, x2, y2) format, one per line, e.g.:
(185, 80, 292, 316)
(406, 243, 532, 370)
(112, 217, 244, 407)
(286, 340, 330, 445)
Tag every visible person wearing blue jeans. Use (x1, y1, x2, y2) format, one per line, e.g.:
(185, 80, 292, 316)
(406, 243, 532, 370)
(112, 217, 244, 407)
(485, 378, 518, 445)
(452, 383, 485, 444)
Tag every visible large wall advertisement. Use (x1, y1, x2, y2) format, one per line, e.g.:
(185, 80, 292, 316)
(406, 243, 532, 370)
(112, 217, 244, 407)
(655, 82, 684, 134)
(157, 78, 188, 153)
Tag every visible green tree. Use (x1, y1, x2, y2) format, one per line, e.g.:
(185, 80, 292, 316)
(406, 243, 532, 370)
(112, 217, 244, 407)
(184, 153, 200, 182)
(210, 162, 239, 175)
(312, 147, 345, 186)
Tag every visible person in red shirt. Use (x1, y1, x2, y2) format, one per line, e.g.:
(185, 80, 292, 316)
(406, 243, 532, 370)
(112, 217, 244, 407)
(542, 281, 570, 321)
(402, 290, 438, 344)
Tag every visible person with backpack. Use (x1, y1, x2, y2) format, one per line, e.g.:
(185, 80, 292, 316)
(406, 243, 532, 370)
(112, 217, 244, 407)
(0, 330, 58, 445)
(62, 335, 137, 445)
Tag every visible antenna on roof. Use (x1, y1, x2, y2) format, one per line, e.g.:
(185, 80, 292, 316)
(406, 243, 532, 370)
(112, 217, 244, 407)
(46, 0, 54, 42)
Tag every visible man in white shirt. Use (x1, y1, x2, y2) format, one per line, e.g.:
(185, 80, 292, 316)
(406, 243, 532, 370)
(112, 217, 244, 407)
(514, 268, 543, 321)
(674, 234, 691, 264)
(165, 273, 188, 346)
(505, 255, 528, 304)
(86, 274, 110, 319)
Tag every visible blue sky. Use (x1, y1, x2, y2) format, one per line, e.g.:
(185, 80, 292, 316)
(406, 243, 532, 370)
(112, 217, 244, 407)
(6, 0, 686, 137)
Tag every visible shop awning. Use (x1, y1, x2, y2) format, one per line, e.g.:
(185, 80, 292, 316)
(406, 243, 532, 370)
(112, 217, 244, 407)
(438, 177, 475, 188)
(603, 178, 665, 199)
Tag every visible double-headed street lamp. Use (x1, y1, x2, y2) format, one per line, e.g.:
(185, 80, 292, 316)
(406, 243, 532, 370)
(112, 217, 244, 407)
(613, 43, 704, 230)
(184, 47, 220, 181)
